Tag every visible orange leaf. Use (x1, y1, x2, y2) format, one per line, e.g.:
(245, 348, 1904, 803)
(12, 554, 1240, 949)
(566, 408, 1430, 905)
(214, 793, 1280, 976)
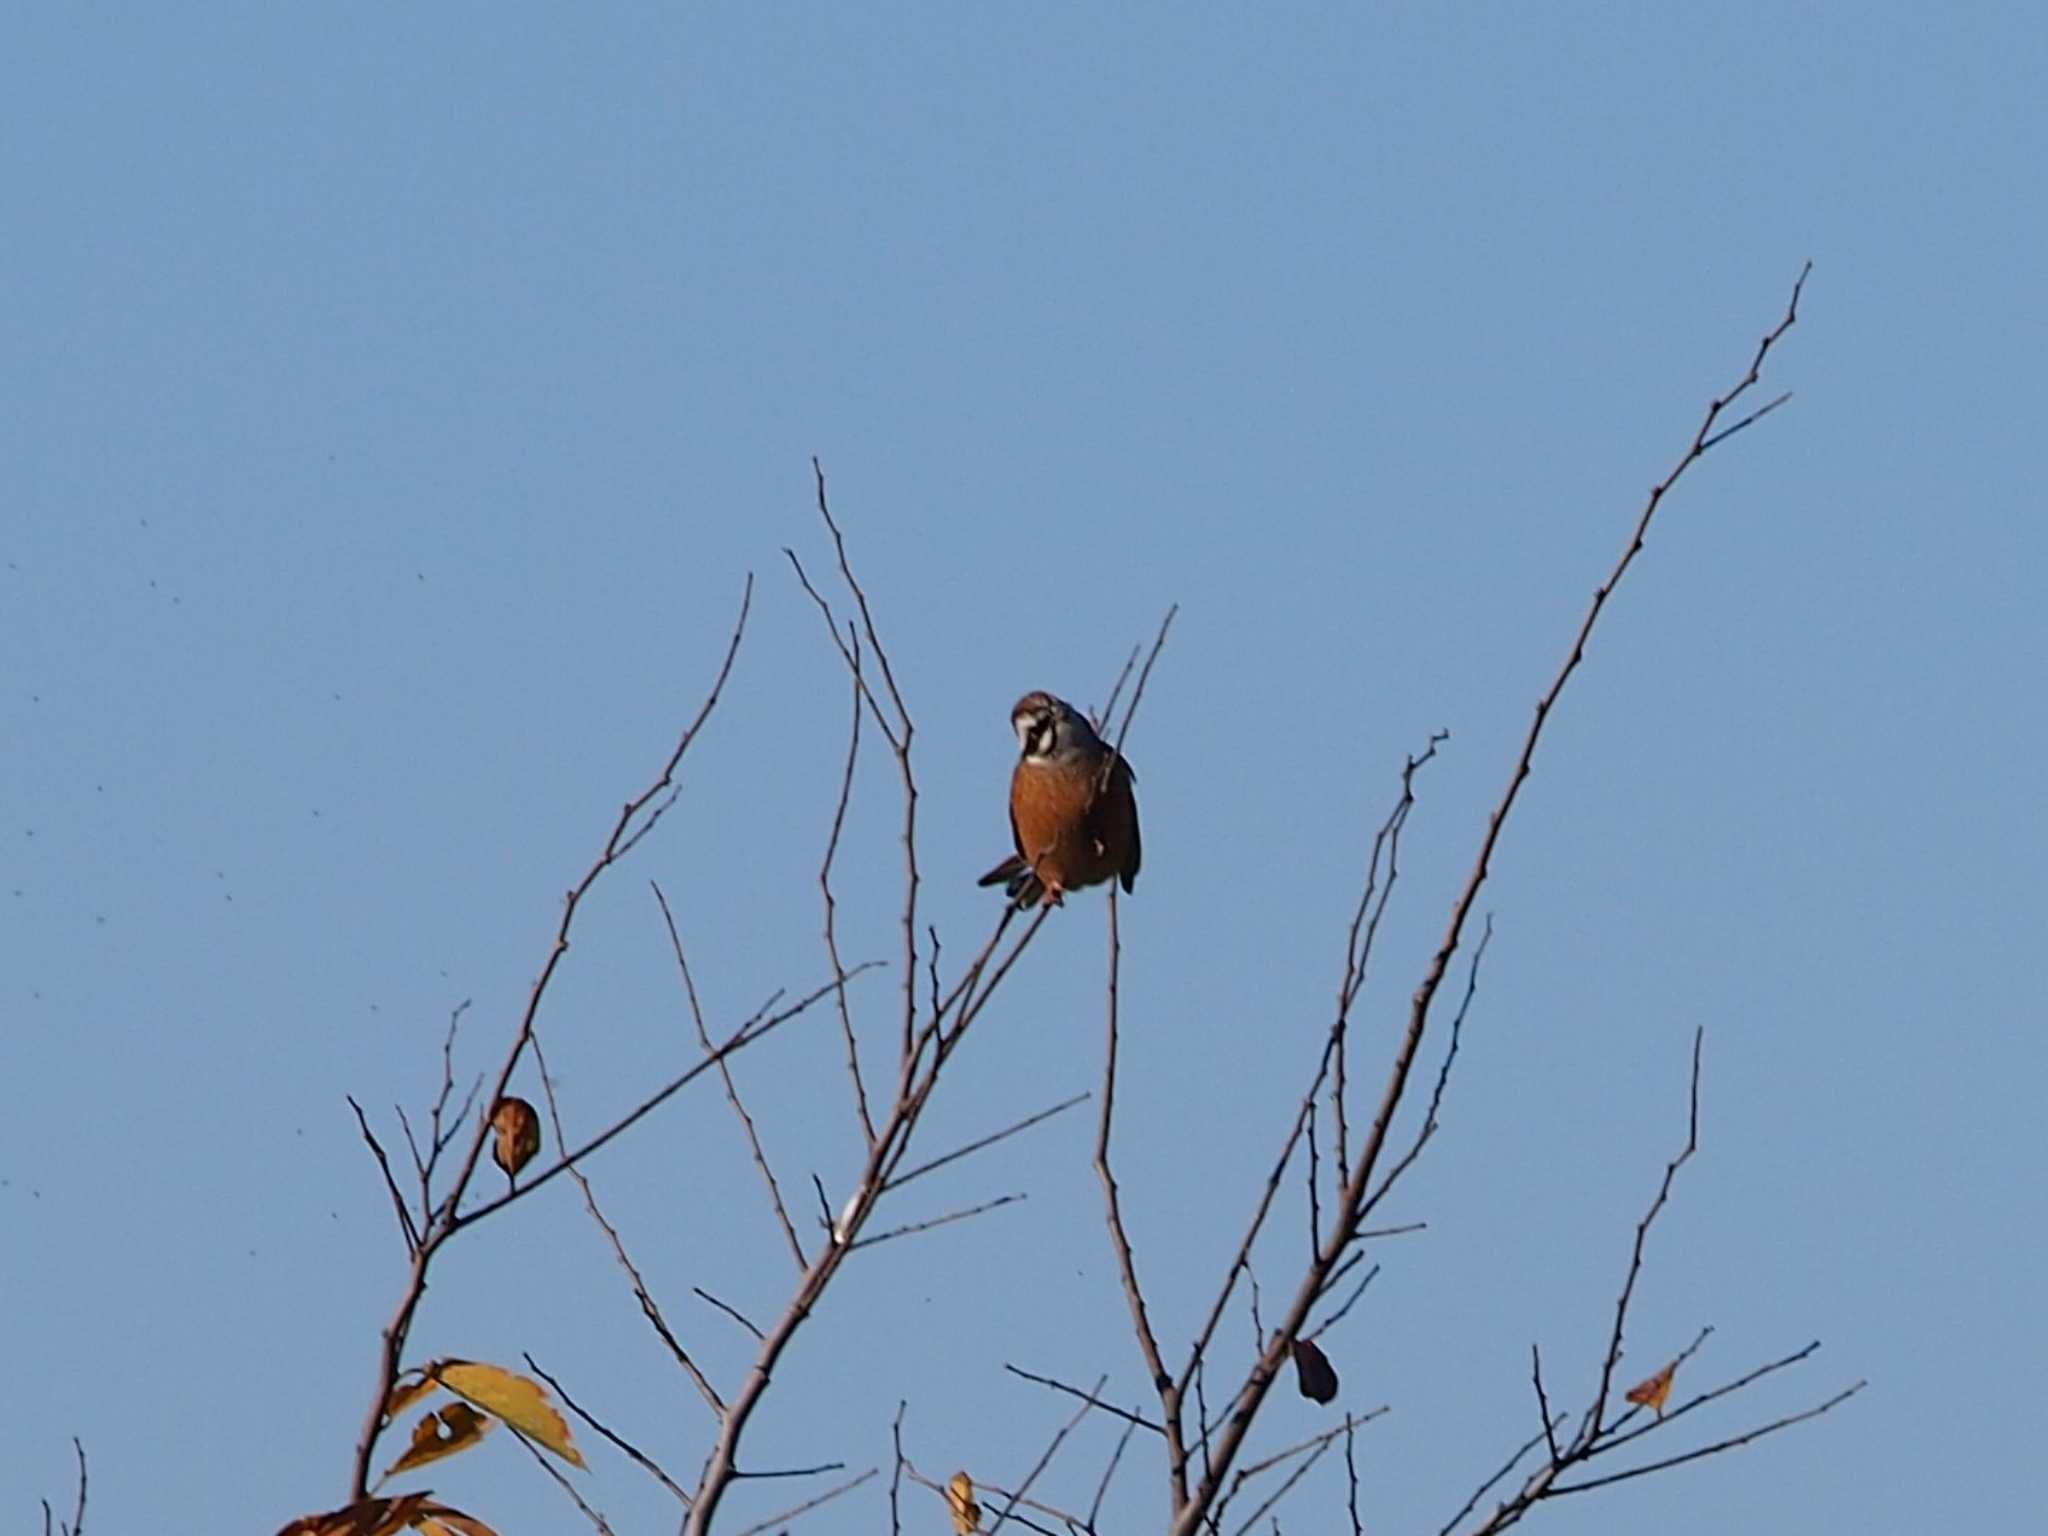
(275, 1496, 500, 1536)
(489, 1097, 541, 1185)
(383, 1372, 440, 1424)
(275, 1493, 434, 1536)
(1626, 1359, 1679, 1418)
(946, 1470, 981, 1534)
(412, 1506, 501, 1536)
(385, 1401, 495, 1476)
(1291, 1338, 1339, 1405)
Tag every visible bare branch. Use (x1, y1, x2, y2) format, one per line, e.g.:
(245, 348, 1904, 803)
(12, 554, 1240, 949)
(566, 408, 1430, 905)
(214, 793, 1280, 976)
(1171, 265, 1814, 1536)
(889, 1402, 908, 1536)
(1333, 729, 1449, 1187)
(792, 459, 921, 1066)
(346, 1097, 419, 1254)
(985, 1375, 1105, 1535)
(1591, 1026, 1703, 1430)
(528, 1031, 725, 1419)
(1305, 1263, 1378, 1343)
(730, 1460, 847, 1480)
(1531, 1345, 1561, 1466)
(820, 619, 876, 1144)
(693, 1286, 765, 1341)
(1550, 1380, 1865, 1497)
(346, 576, 754, 1499)
(455, 966, 864, 1231)
(525, 1354, 691, 1506)
(513, 1424, 617, 1535)
(887, 1092, 1089, 1192)
(1090, 1415, 1142, 1529)
(1005, 1363, 1166, 1435)
(652, 879, 806, 1271)
(1435, 1421, 1558, 1536)
(729, 1469, 878, 1536)
(1343, 1417, 1363, 1536)
(1094, 885, 1188, 1507)
(1217, 1413, 1384, 1536)
(1361, 914, 1491, 1220)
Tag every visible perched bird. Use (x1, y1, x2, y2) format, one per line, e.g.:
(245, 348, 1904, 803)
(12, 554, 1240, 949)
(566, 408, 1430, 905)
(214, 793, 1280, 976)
(978, 690, 1141, 909)
(489, 1095, 541, 1192)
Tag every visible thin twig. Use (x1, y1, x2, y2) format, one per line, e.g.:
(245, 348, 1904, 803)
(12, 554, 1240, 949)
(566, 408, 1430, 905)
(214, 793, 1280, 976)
(1005, 1364, 1166, 1435)
(986, 1376, 1106, 1536)
(347, 1097, 419, 1254)
(1591, 1027, 1703, 1430)
(1090, 1416, 1142, 1528)
(693, 1286, 765, 1341)
(1361, 915, 1491, 1220)
(1095, 884, 1188, 1507)
(1550, 1381, 1865, 1496)
(529, 1031, 725, 1418)
(849, 1192, 1025, 1250)
(653, 880, 806, 1271)
(729, 1469, 878, 1536)
(820, 620, 876, 1144)
(888, 1092, 1090, 1191)
(525, 1354, 691, 1506)
(1096, 644, 1142, 733)
(1343, 1417, 1363, 1536)
(1305, 1264, 1378, 1343)
(456, 967, 864, 1231)
(1435, 1422, 1558, 1536)
(889, 1402, 908, 1536)
(513, 1425, 617, 1535)
(1531, 1345, 1561, 1465)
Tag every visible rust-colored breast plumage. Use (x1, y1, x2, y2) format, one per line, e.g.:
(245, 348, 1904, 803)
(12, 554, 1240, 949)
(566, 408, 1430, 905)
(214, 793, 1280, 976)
(1008, 753, 1140, 901)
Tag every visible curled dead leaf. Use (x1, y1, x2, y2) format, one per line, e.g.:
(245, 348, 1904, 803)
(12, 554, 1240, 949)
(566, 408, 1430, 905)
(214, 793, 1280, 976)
(489, 1097, 541, 1188)
(1291, 1337, 1339, 1405)
(382, 1372, 440, 1426)
(947, 1470, 981, 1534)
(1626, 1358, 1679, 1418)
(385, 1401, 494, 1476)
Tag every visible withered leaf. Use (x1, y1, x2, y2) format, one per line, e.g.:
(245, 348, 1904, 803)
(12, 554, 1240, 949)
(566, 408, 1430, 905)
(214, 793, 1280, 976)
(947, 1470, 981, 1534)
(1626, 1359, 1679, 1418)
(489, 1097, 541, 1186)
(385, 1401, 495, 1476)
(1291, 1337, 1340, 1404)
(275, 1495, 498, 1536)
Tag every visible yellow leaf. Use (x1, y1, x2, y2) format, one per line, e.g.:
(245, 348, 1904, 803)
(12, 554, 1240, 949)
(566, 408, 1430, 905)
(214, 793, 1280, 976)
(947, 1470, 981, 1534)
(1626, 1359, 1679, 1418)
(385, 1402, 495, 1476)
(434, 1360, 587, 1469)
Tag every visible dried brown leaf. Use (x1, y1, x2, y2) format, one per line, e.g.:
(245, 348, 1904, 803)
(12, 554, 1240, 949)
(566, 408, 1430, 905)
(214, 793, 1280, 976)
(1292, 1337, 1340, 1405)
(385, 1401, 494, 1476)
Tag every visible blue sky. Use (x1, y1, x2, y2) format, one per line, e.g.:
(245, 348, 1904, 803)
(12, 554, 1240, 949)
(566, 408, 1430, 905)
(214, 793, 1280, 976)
(4, 5, 2042, 1533)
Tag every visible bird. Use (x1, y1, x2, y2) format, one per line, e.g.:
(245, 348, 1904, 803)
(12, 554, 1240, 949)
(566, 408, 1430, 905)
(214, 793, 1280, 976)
(978, 690, 1141, 909)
